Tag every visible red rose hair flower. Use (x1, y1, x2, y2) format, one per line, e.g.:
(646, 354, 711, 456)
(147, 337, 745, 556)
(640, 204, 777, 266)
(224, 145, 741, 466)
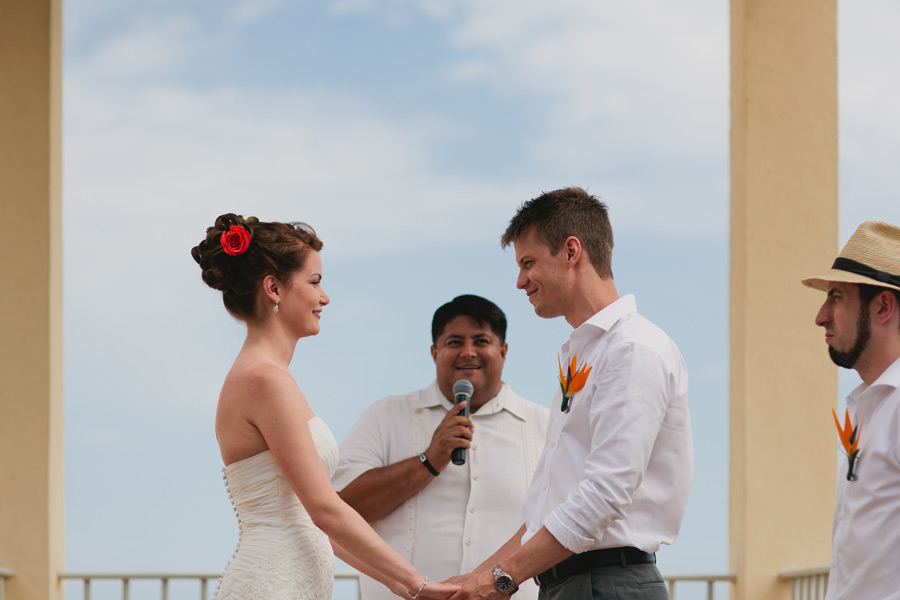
(221, 225, 251, 256)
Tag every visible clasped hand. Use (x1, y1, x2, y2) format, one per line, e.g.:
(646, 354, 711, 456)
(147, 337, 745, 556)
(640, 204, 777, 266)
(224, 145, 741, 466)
(415, 580, 459, 599)
(444, 568, 505, 600)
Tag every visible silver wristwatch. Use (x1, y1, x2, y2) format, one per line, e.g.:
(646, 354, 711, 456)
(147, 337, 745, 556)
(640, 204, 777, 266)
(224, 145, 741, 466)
(492, 564, 518, 595)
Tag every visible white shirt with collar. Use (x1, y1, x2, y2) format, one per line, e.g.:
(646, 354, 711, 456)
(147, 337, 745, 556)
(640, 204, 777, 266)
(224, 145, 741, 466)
(826, 355, 900, 600)
(522, 294, 693, 555)
(332, 381, 549, 600)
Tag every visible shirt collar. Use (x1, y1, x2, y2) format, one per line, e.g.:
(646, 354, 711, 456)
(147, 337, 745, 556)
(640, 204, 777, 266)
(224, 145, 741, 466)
(572, 294, 637, 337)
(416, 380, 529, 421)
(847, 355, 900, 406)
(873, 355, 900, 389)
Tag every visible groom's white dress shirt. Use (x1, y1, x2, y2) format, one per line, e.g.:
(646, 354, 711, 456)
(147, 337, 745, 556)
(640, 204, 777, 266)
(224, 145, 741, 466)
(522, 295, 693, 554)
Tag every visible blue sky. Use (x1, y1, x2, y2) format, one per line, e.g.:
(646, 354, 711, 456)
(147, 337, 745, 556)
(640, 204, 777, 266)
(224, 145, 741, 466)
(61, 1, 900, 598)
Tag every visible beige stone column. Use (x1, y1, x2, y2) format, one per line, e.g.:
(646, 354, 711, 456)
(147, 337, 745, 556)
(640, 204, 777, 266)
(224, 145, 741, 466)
(730, 1, 837, 598)
(0, 0, 65, 599)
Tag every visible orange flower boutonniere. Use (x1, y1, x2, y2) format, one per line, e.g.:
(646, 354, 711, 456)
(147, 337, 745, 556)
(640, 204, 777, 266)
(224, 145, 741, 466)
(558, 354, 592, 413)
(833, 407, 863, 481)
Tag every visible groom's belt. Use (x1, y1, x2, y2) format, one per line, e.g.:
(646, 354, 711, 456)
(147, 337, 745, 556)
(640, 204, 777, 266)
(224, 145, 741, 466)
(533, 547, 656, 586)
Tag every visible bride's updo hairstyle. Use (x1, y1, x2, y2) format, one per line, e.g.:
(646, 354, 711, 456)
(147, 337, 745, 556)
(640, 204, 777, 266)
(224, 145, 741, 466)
(191, 213, 323, 321)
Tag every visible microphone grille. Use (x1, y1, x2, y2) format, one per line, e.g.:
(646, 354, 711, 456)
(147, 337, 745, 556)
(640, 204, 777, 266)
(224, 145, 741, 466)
(452, 379, 474, 397)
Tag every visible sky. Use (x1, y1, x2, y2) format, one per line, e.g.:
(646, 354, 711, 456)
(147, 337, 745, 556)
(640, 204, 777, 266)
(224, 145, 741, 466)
(61, 1, 900, 599)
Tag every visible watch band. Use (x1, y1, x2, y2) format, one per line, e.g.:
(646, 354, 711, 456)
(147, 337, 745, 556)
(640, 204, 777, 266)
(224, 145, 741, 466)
(419, 453, 439, 477)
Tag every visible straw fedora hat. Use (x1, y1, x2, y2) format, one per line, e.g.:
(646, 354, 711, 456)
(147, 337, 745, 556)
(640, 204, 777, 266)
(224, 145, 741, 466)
(802, 221, 900, 293)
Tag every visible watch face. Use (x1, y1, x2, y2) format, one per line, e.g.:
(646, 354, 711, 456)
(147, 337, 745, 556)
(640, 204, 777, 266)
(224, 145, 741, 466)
(493, 565, 516, 594)
(496, 576, 514, 593)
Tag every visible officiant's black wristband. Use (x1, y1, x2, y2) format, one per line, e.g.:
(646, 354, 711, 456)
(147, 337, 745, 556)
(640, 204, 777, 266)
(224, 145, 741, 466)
(419, 453, 439, 476)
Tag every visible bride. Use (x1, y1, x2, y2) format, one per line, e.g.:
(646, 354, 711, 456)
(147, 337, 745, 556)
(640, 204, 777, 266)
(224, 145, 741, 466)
(192, 214, 455, 600)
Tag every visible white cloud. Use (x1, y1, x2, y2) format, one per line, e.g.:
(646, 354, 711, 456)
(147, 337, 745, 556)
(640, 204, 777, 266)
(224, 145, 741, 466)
(59, 1, 736, 376)
(227, 0, 289, 24)
(73, 15, 204, 80)
(64, 77, 535, 260)
(63, 0, 121, 40)
(838, 1, 900, 239)
(368, 0, 731, 236)
(66, 1, 731, 261)
(329, 0, 453, 22)
(448, 1, 728, 159)
(321, 0, 728, 171)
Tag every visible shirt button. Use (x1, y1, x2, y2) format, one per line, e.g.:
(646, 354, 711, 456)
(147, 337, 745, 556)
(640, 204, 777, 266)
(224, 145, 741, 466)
(542, 484, 547, 490)
(466, 540, 473, 546)
(551, 441, 557, 447)
(473, 475, 480, 481)
(469, 507, 476, 513)
(472, 444, 478, 450)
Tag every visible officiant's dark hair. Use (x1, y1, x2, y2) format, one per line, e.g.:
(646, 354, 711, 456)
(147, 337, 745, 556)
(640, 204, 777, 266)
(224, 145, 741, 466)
(191, 213, 323, 321)
(431, 295, 507, 344)
(501, 187, 614, 279)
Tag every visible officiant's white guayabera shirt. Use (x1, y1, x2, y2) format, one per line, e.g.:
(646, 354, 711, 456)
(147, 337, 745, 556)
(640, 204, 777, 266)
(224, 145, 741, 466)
(332, 381, 548, 600)
(826, 356, 900, 600)
(522, 295, 693, 554)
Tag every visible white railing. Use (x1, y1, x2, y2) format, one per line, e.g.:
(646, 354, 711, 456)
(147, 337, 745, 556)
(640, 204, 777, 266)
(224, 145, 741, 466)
(0, 565, 14, 600)
(59, 571, 733, 600)
(779, 567, 829, 600)
(59, 571, 363, 600)
(60, 572, 221, 600)
(665, 573, 736, 599)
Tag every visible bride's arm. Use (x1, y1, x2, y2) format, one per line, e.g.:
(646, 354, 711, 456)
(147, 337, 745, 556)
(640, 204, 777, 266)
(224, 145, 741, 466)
(331, 539, 406, 597)
(246, 366, 454, 599)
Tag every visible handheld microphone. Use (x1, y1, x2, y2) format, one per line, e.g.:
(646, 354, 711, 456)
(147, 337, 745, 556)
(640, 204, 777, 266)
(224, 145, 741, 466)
(451, 379, 474, 466)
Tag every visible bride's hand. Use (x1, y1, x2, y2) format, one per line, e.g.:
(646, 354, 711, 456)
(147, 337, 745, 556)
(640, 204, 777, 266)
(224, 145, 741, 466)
(418, 580, 459, 599)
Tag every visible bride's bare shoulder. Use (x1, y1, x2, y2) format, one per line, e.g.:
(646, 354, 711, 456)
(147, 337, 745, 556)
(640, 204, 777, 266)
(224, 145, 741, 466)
(222, 358, 303, 405)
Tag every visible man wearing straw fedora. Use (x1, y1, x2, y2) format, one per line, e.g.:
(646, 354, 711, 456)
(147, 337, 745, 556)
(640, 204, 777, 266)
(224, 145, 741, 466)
(802, 220, 900, 600)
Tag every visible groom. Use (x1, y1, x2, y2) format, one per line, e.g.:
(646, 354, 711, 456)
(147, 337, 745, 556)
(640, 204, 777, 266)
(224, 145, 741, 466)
(453, 188, 693, 600)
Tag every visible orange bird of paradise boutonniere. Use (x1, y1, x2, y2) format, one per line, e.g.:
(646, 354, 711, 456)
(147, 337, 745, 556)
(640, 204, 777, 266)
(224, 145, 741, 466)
(558, 354, 592, 413)
(833, 407, 863, 481)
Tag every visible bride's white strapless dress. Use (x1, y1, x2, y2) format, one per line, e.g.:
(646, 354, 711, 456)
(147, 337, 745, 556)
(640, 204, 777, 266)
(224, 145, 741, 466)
(214, 416, 339, 600)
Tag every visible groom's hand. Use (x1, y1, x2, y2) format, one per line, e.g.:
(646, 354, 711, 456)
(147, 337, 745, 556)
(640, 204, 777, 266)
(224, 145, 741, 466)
(450, 569, 503, 600)
(444, 572, 473, 585)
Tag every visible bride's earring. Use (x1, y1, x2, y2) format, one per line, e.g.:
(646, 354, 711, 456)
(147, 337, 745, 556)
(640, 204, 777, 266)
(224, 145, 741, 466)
(274, 299, 279, 314)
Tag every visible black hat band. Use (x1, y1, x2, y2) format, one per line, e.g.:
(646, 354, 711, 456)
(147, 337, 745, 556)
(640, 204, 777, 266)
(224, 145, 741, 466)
(832, 257, 900, 287)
